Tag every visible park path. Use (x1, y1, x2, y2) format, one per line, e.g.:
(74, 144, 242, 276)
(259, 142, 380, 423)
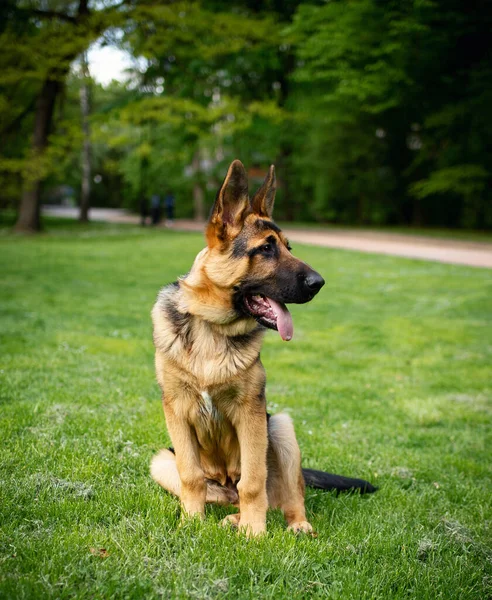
(42, 206, 492, 269)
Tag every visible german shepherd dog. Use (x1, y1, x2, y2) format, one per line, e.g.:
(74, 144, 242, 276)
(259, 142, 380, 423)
(150, 160, 375, 536)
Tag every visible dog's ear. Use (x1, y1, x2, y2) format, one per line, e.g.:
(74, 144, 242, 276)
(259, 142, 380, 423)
(251, 165, 275, 218)
(207, 160, 250, 244)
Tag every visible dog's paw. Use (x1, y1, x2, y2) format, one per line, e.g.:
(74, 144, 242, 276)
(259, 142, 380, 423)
(180, 507, 205, 524)
(220, 513, 240, 528)
(287, 520, 315, 535)
(238, 520, 266, 537)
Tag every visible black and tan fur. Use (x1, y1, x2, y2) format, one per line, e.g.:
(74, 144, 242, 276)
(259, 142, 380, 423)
(150, 160, 375, 536)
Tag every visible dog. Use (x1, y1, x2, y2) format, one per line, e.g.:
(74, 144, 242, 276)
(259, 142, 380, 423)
(150, 160, 375, 536)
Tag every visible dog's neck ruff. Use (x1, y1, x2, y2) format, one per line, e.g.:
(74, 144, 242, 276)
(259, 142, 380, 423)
(152, 281, 265, 386)
(176, 247, 253, 333)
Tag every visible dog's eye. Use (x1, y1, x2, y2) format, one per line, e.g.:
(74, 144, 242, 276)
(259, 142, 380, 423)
(261, 243, 272, 253)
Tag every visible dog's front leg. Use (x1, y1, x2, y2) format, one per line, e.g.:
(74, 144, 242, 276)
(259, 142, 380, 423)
(235, 407, 268, 536)
(164, 403, 206, 519)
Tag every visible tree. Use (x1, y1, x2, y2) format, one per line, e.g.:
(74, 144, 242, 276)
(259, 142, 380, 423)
(122, 1, 288, 219)
(14, 1, 89, 231)
(79, 51, 92, 222)
(4, 0, 490, 230)
(0, 0, 129, 232)
(289, 0, 492, 227)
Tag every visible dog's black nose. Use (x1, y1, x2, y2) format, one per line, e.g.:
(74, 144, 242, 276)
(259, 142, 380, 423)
(304, 272, 325, 293)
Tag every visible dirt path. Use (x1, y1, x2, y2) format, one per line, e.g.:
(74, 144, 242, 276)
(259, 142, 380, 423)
(282, 228, 492, 268)
(42, 206, 492, 268)
(151, 218, 492, 269)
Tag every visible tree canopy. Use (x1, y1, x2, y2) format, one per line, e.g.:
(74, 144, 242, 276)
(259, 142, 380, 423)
(1, 0, 491, 230)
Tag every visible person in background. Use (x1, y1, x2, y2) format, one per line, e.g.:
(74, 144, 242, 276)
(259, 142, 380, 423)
(164, 191, 175, 227)
(150, 194, 161, 226)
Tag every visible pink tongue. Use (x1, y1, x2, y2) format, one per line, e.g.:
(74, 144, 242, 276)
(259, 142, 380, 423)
(266, 298, 294, 341)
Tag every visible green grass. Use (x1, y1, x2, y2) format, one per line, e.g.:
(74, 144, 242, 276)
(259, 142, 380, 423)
(1, 223, 491, 599)
(0, 211, 135, 235)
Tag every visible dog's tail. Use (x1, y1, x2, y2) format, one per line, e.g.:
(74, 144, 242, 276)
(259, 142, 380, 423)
(302, 468, 377, 494)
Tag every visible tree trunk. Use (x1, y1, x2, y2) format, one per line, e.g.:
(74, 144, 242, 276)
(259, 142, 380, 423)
(15, 78, 61, 232)
(15, 0, 90, 233)
(192, 150, 205, 221)
(79, 52, 91, 222)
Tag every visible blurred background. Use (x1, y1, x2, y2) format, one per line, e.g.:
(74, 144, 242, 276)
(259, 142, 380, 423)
(1, 0, 491, 233)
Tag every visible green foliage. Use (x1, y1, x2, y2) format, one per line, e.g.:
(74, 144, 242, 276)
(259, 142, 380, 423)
(129, 2, 279, 61)
(410, 165, 488, 200)
(1, 0, 491, 228)
(409, 165, 490, 229)
(292, 0, 416, 113)
(0, 0, 130, 210)
(288, 0, 492, 227)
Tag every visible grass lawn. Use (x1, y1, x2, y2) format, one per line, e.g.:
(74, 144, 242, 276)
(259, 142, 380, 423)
(1, 222, 491, 599)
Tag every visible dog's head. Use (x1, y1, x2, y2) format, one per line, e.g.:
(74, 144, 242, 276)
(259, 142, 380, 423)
(182, 160, 324, 340)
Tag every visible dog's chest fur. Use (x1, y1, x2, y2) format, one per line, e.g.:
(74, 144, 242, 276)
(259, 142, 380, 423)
(152, 282, 264, 387)
(151, 282, 266, 483)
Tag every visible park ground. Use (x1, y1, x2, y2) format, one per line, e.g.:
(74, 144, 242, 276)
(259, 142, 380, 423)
(40, 206, 492, 268)
(0, 220, 491, 599)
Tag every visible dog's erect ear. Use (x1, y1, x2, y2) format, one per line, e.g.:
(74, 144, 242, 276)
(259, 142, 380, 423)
(207, 160, 250, 244)
(251, 165, 276, 218)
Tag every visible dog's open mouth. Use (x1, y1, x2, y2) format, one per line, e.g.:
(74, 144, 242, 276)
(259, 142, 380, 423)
(244, 294, 293, 341)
